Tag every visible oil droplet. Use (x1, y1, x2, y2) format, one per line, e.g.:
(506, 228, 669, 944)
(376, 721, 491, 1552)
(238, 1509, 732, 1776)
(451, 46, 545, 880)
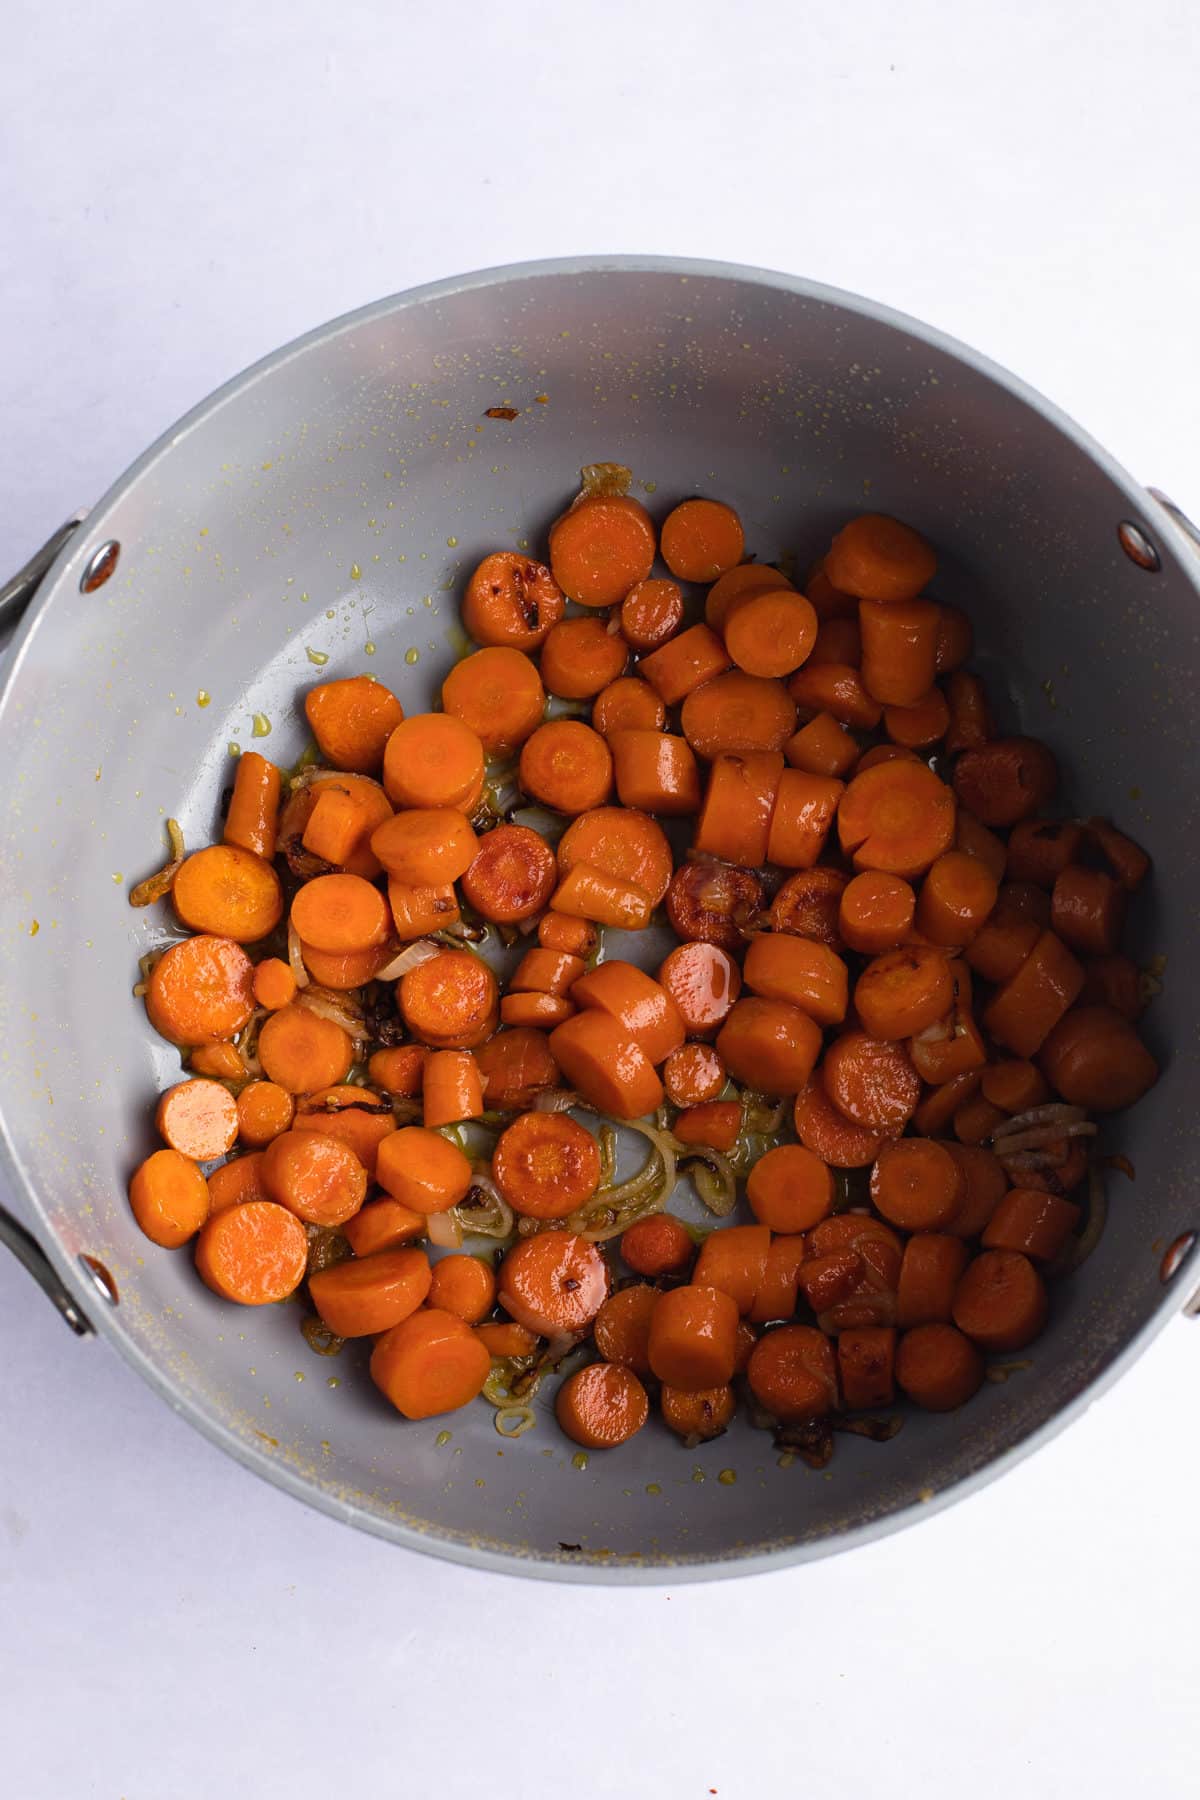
(294, 1371, 305, 1382)
(326, 609, 336, 620)
(475, 1477, 486, 1488)
(691, 1467, 705, 1483)
(251, 714, 272, 738)
(446, 535, 458, 547)
(111, 872, 123, 884)
(29, 920, 39, 936)
(571, 1451, 589, 1472)
(404, 647, 419, 665)
(300, 591, 309, 603)
(320, 1440, 331, 1454)
(918, 1485, 935, 1503)
(643, 480, 657, 493)
(326, 1376, 340, 1389)
(196, 689, 211, 708)
(364, 642, 376, 656)
(645, 1482, 662, 1496)
(535, 394, 549, 404)
(93, 767, 102, 782)
(436, 1430, 452, 1447)
(227, 741, 242, 758)
(422, 595, 433, 608)
(306, 647, 329, 666)
(350, 563, 362, 580)
(777, 1453, 796, 1470)
(718, 1468, 737, 1486)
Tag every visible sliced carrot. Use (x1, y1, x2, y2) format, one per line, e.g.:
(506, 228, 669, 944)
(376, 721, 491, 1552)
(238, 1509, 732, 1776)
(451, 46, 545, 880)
(895, 1323, 983, 1409)
(798, 1246, 866, 1315)
(621, 1213, 694, 1277)
(223, 752, 282, 860)
(809, 617, 862, 667)
(538, 913, 597, 958)
(493, 1111, 600, 1219)
(156, 1078, 239, 1162)
(953, 1094, 1008, 1146)
(290, 872, 391, 956)
(498, 1230, 610, 1336)
(195, 1199, 308, 1304)
(665, 860, 763, 950)
(1005, 819, 1084, 888)
(839, 871, 916, 954)
(540, 617, 629, 699)
(747, 1143, 833, 1232)
(1078, 952, 1144, 1021)
(442, 647, 545, 752)
(519, 719, 613, 814)
(660, 1384, 736, 1441)
(907, 966, 986, 1086)
(571, 960, 685, 1065)
(550, 863, 652, 930)
(657, 941, 742, 1037)
(556, 1362, 649, 1448)
(1084, 817, 1151, 891)
(293, 1089, 395, 1179)
(190, 1041, 247, 1080)
(376, 1126, 472, 1214)
(500, 992, 576, 1028)
(129, 1148, 210, 1247)
(896, 1233, 970, 1328)
(640, 623, 732, 706)
(619, 578, 684, 651)
(462, 551, 565, 649)
(368, 1045, 428, 1097)
(1040, 1004, 1158, 1112)
(592, 677, 667, 737)
(557, 806, 673, 905)
(838, 1326, 897, 1410)
(748, 1233, 810, 1325)
(983, 1190, 1081, 1261)
(953, 1249, 1047, 1351)
(422, 1050, 484, 1129)
(548, 1011, 663, 1119)
(693, 1223, 771, 1316)
(172, 844, 283, 944)
(427, 1253, 496, 1324)
(884, 687, 951, 750)
(510, 947, 586, 997)
(647, 1284, 739, 1388)
(982, 929, 1084, 1057)
(343, 1197, 427, 1256)
(1051, 865, 1126, 957)
(461, 823, 556, 924)
(672, 1100, 742, 1150)
(261, 1129, 366, 1226)
(964, 894, 1044, 984)
(954, 810, 1007, 884)
(305, 677, 404, 774)
(381, 712, 486, 812)
(981, 1060, 1050, 1113)
(808, 1214, 903, 1293)
(747, 1325, 838, 1421)
(724, 588, 818, 679)
(400, 948, 498, 1049)
(299, 941, 389, 990)
(370, 807, 478, 886)
(663, 1042, 726, 1106)
(706, 562, 794, 632)
(788, 662, 883, 730)
(234, 1080, 295, 1149)
(838, 759, 956, 879)
(803, 560, 859, 621)
(911, 1069, 984, 1138)
(309, 1246, 432, 1337)
(716, 996, 822, 1095)
(870, 1138, 964, 1230)
(660, 498, 744, 581)
(943, 1144, 1009, 1238)
(742, 934, 848, 1027)
(934, 604, 973, 674)
(474, 1320, 538, 1359)
(859, 597, 939, 706)
(765, 769, 843, 869)
(694, 751, 784, 867)
(286, 773, 394, 880)
(784, 711, 858, 779)
(855, 946, 953, 1040)
(856, 744, 918, 773)
(914, 851, 999, 948)
(257, 1004, 353, 1094)
(252, 957, 297, 1011)
(206, 1152, 268, 1213)
(793, 1071, 882, 1168)
(823, 1031, 920, 1132)
(474, 1028, 557, 1110)
(824, 513, 936, 603)
(549, 493, 656, 607)
(593, 1284, 659, 1375)
(953, 736, 1058, 827)
(609, 729, 701, 815)
(769, 866, 849, 947)
(943, 669, 993, 754)
(371, 1308, 491, 1419)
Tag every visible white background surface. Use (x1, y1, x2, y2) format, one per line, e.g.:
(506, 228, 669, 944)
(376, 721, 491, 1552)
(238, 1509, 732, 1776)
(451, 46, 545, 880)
(3, 3, 1200, 1796)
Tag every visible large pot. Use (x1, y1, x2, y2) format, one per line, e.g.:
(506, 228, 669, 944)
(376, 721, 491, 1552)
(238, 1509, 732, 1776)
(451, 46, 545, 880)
(2, 257, 1197, 1581)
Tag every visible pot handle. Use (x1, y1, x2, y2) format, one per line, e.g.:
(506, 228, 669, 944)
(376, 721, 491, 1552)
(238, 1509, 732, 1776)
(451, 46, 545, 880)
(0, 1206, 94, 1335)
(0, 510, 90, 641)
(1147, 489, 1200, 557)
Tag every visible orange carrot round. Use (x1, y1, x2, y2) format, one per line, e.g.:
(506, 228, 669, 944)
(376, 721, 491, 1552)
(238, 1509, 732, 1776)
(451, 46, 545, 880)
(608, 730, 701, 816)
(290, 872, 391, 955)
(235, 1080, 295, 1149)
(657, 941, 742, 1037)
(155, 1078, 239, 1161)
(461, 823, 556, 924)
(206, 1152, 268, 1213)
(382, 712, 486, 812)
(724, 588, 818, 679)
(479, 1016, 566, 1083)
(672, 1100, 742, 1150)
(914, 1072, 983, 1139)
(343, 1197, 427, 1256)
(195, 1200, 309, 1304)
(593, 1284, 659, 1375)
(639, 623, 732, 706)
(824, 513, 936, 603)
(693, 1223, 771, 1316)
(747, 1325, 838, 1421)
(376, 1126, 473, 1214)
(982, 929, 1084, 1058)
(765, 769, 843, 870)
(681, 671, 797, 758)
(558, 807, 673, 906)
(706, 562, 793, 631)
(883, 687, 951, 750)
(952, 1249, 1048, 1351)
(370, 807, 478, 886)
(462, 551, 565, 649)
(785, 711, 858, 779)
(822, 1030, 920, 1132)
(592, 677, 667, 737)
(665, 860, 763, 951)
(838, 759, 956, 879)
(620, 1213, 694, 1277)
(1039, 1004, 1158, 1112)
(305, 676, 404, 774)
(298, 940, 389, 991)
(427, 1253, 496, 1324)
(769, 866, 849, 947)
(695, 750, 783, 868)
(663, 1041, 726, 1107)
(916, 851, 999, 947)
(400, 948, 498, 1048)
(501, 991, 577, 1028)
(953, 737, 1058, 827)
(943, 1144, 1009, 1239)
(368, 1045, 428, 1097)
(789, 662, 882, 730)
(839, 871, 916, 954)
(556, 1362, 649, 1448)
(474, 1320, 538, 1359)
(660, 497, 744, 582)
(661, 1384, 736, 1441)
(261, 1129, 366, 1226)
(855, 946, 954, 1040)
(895, 1323, 984, 1410)
(982, 1189, 1081, 1261)
(870, 1138, 964, 1230)
(540, 616, 629, 699)
(422, 1050, 484, 1128)
(172, 844, 283, 944)
(896, 1233, 970, 1328)
(716, 996, 823, 1095)
(837, 1325, 897, 1410)
(859, 598, 939, 705)
(647, 1284, 739, 1388)
(223, 752, 282, 860)
(189, 1041, 247, 1081)
(548, 1010, 664, 1119)
(257, 1004, 353, 1094)
(309, 1246, 432, 1336)
(793, 1072, 883, 1168)
(571, 960, 685, 1065)
(252, 957, 297, 1011)
(493, 1110, 600, 1219)
(742, 934, 848, 1027)
(129, 1148, 211, 1247)
(519, 719, 613, 814)
(549, 493, 656, 606)
(442, 647, 545, 752)
(498, 1230, 610, 1336)
(620, 578, 684, 650)
(747, 1143, 833, 1232)
(1006, 818, 1085, 888)
(1051, 865, 1126, 957)
(371, 1308, 491, 1418)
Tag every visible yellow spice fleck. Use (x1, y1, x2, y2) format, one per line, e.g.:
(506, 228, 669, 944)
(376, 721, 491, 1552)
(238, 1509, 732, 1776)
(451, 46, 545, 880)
(29, 920, 39, 936)
(196, 689, 211, 708)
(718, 1468, 737, 1486)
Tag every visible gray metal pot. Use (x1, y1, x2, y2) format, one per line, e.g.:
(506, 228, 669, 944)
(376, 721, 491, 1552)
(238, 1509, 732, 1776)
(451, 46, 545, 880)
(2, 257, 1198, 1582)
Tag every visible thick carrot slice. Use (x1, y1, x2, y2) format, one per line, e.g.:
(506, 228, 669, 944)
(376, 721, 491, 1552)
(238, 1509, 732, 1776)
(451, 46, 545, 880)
(856, 744, 919, 772)
(934, 604, 973, 674)
(253, 957, 297, 1011)
(549, 493, 656, 606)
(661, 1384, 736, 1441)
(895, 1323, 984, 1410)
(1078, 952, 1145, 1021)
(620, 578, 685, 650)
(519, 719, 613, 814)
(500, 992, 576, 1028)
(376, 1126, 472, 1214)
(742, 934, 847, 1027)
(510, 947, 586, 997)
(129, 1148, 210, 1247)
(422, 1050, 484, 1128)
(747, 1143, 833, 1232)
(548, 1011, 664, 1119)
(717, 997, 822, 1095)
(305, 676, 404, 774)
(302, 785, 384, 873)
(538, 914, 597, 958)
(838, 1326, 897, 1409)
(784, 712, 858, 779)
(309, 1247, 432, 1337)
(461, 824, 556, 924)
(657, 942, 742, 1037)
(911, 1069, 984, 1138)
(592, 677, 667, 737)
(156, 1078, 239, 1161)
(748, 1234, 809, 1325)
(498, 1230, 610, 1335)
(234, 1080, 295, 1149)
(982, 929, 1084, 1057)
(839, 871, 916, 954)
(809, 617, 862, 667)
(648, 1284, 739, 1388)
(808, 1215, 903, 1301)
(793, 1072, 882, 1168)
(261, 1129, 366, 1226)
(855, 946, 953, 1039)
(896, 1233, 970, 1328)
(706, 562, 794, 632)
(666, 861, 763, 950)
(172, 845, 283, 943)
(368, 1045, 427, 1097)
(954, 810, 1007, 884)
(765, 769, 843, 869)
(556, 1363, 649, 1448)
(672, 1100, 742, 1150)
(299, 941, 389, 990)
(695, 751, 783, 867)
(640, 623, 732, 706)
(663, 1042, 726, 1106)
(206, 1152, 268, 1213)
(1051, 865, 1126, 956)
(593, 1284, 659, 1375)
(1084, 817, 1151, 891)
(428, 1253, 496, 1324)
(540, 617, 629, 699)
(824, 513, 936, 604)
(286, 773, 394, 880)
(290, 873, 391, 955)
(943, 669, 993, 754)
(558, 807, 673, 905)
(747, 1325, 838, 1421)
(680, 676, 802, 759)
(293, 1084, 391, 1173)
(493, 1111, 600, 1219)
(621, 1213, 694, 1276)
(953, 737, 1058, 827)
(1040, 1004, 1158, 1112)
(571, 960, 685, 1065)
(400, 949, 499, 1048)
(770, 866, 849, 947)
(461, 551, 565, 649)
(943, 1144, 1009, 1238)
(884, 687, 951, 750)
(473, 1028, 557, 1110)
(442, 647, 545, 752)
(953, 1094, 1008, 1145)
(964, 895, 1043, 984)
(195, 1200, 308, 1304)
(660, 498, 744, 582)
(870, 1138, 964, 1230)
(837, 759, 956, 879)
(724, 588, 818, 679)
(382, 712, 486, 812)
(609, 730, 701, 815)
(190, 1042, 248, 1080)
(952, 1249, 1047, 1351)
(550, 863, 652, 930)
(693, 1224, 771, 1316)
(370, 807, 478, 885)
(371, 1309, 491, 1418)
(474, 1320, 538, 1359)
(983, 1190, 1081, 1261)
(980, 1059, 1050, 1113)
(223, 752, 282, 860)
(859, 598, 939, 705)
(343, 1197, 427, 1256)
(258, 1005, 353, 1093)
(788, 662, 883, 730)
(823, 1031, 919, 1132)
(908, 965, 986, 1085)
(1005, 819, 1084, 888)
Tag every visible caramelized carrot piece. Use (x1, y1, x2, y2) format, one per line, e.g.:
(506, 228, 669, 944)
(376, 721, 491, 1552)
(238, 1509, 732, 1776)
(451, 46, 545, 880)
(195, 1200, 308, 1304)
(557, 807, 674, 905)
(371, 1309, 491, 1418)
(1078, 953, 1144, 1021)
(608, 730, 702, 815)
(129, 1148, 210, 1247)
(647, 1284, 739, 1388)
(747, 1143, 833, 1232)
(461, 551, 565, 649)
(538, 913, 597, 958)
(954, 810, 1008, 884)
(915, 850, 999, 947)
(895, 1323, 984, 1410)
(290, 773, 394, 880)
(657, 941, 742, 1037)
(223, 752, 282, 860)
(981, 1059, 1051, 1113)
(748, 1234, 809, 1325)
(793, 1071, 882, 1168)
(663, 1042, 726, 1106)
(661, 1384, 736, 1441)
(694, 751, 783, 867)
(305, 676, 404, 774)
(943, 1145, 1009, 1238)
(510, 947, 586, 997)
(442, 647, 545, 752)
(640, 623, 732, 706)
(859, 598, 939, 706)
(964, 895, 1043, 984)
(461, 823, 557, 924)
(474, 1027, 558, 1110)
(1084, 817, 1151, 891)
(556, 1363, 649, 1448)
(252, 957, 297, 1012)
(382, 712, 486, 812)
(497, 1230, 610, 1336)
(540, 617, 629, 699)
(548, 1011, 663, 1119)
(206, 1152, 268, 1213)
(982, 929, 1084, 1057)
(258, 1004, 353, 1093)
(870, 1138, 964, 1230)
(593, 1284, 660, 1375)
(769, 867, 849, 947)
(907, 965, 986, 1086)
(370, 808, 478, 886)
(824, 513, 936, 603)
(474, 1320, 539, 1359)
(716, 997, 823, 1095)
(896, 1233, 970, 1328)
(681, 671, 798, 757)
(571, 960, 685, 1064)
(660, 498, 744, 582)
(493, 1110, 600, 1219)
(784, 711, 858, 779)
(839, 871, 916, 954)
(427, 1253, 496, 1324)
(706, 562, 794, 632)
(422, 1050, 484, 1128)
(943, 670, 994, 753)
(343, 1197, 427, 1256)
(747, 1325, 838, 1421)
(1005, 819, 1085, 888)
(855, 946, 953, 1040)
(934, 604, 973, 674)
(856, 744, 919, 773)
(500, 992, 576, 1028)
(787, 662, 883, 730)
(953, 737, 1058, 827)
(261, 1129, 366, 1226)
(953, 1094, 1008, 1146)
(172, 845, 283, 943)
(190, 1041, 247, 1080)
(376, 1126, 473, 1214)
(724, 588, 818, 679)
(292, 1088, 396, 1176)
(298, 941, 389, 990)
(309, 1247, 432, 1337)
(765, 769, 843, 869)
(620, 1213, 694, 1277)
(693, 1224, 771, 1316)
(234, 1080, 295, 1149)
(742, 934, 848, 1027)
(952, 1249, 1048, 1351)
(619, 578, 685, 651)
(368, 1045, 428, 1097)
(592, 677, 667, 737)
(822, 1031, 920, 1133)
(983, 1189, 1081, 1261)
(883, 687, 951, 749)
(548, 493, 656, 606)
(667, 860, 763, 950)
(290, 872, 391, 955)
(519, 719, 613, 814)
(809, 616, 862, 667)
(838, 759, 956, 879)
(400, 948, 498, 1048)
(838, 1326, 897, 1410)
(1040, 1004, 1158, 1112)
(672, 1100, 742, 1150)
(1051, 865, 1126, 956)
(551, 863, 652, 930)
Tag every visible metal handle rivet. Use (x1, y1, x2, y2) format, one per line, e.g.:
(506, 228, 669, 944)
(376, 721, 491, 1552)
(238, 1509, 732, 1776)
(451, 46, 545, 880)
(1117, 521, 1161, 572)
(80, 539, 120, 592)
(79, 1254, 119, 1306)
